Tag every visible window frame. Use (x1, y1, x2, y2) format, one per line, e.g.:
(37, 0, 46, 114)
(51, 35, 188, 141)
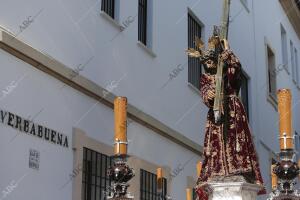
(264, 38, 277, 109)
(295, 131, 299, 161)
(140, 169, 167, 200)
(72, 129, 171, 200)
(82, 147, 113, 200)
(101, 0, 116, 19)
(138, 0, 148, 46)
(280, 24, 289, 74)
(290, 40, 297, 84)
(294, 47, 299, 86)
(192, 188, 197, 200)
(187, 9, 204, 91)
(137, 0, 155, 56)
(239, 70, 250, 120)
(72, 128, 114, 200)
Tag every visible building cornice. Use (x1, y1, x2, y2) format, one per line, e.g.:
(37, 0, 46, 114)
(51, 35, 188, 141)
(279, 0, 300, 39)
(0, 29, 203, 156)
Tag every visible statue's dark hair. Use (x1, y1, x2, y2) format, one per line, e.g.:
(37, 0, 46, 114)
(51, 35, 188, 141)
(200, 49, 218, 74)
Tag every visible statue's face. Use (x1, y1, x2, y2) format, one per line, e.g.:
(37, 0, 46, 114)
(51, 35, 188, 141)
(202, 57, 218, 75)
(204, 59, 217, 69)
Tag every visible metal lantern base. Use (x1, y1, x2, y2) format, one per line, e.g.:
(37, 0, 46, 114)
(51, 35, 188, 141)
(268, 149, 300, 200)
(268, 191, 300, 200)
(106, 155, 135, 200)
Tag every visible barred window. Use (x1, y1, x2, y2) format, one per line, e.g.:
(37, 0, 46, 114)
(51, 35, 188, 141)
(280, 24, 288, 72)
(295, 131, 299, 161)
(239, 71, 249, 119)
(138, 0, 147, 45)
(266, 44, 277, 102)
(101, 0, 115, 19)
(290, 41, 297, 83)
(294, 48, 299, 86)
(188, 12, 202, 90)
(192, 188, 197, 200)
(140, 169, 167, 200)
(82, 147, 113, 200)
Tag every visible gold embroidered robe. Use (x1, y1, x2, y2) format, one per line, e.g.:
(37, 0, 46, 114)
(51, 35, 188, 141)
(196, 50, 265, 199)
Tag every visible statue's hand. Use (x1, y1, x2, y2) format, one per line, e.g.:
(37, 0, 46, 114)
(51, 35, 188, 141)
(220, 49, 231, 61)
(221, 39, 230, 50)
(214, 111, 221, 123)
(207, 90, 215, 100)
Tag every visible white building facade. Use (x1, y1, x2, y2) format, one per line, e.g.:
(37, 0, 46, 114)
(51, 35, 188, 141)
(0, 0, 299, 200)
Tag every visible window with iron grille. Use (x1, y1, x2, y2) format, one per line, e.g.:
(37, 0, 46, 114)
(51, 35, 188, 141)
(280, 24, 288, 72)
(138, 0, 147, 45)
(101, 0, 115, 19)
(192, 188, 197, 200)
(188, 13, 202, 90)
(82, 147, 113, 200)
(140, 169, 167, 200)
(239, 71, 249, 119)
(294, 48, 299, 86)
(295, 131, 299, 161)
(266, 45, 277, 102)
(290, 41, 297, 84)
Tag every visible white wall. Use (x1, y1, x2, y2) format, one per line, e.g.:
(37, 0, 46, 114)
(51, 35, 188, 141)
(0, 0, 299, 199)
(0, 0, 222, 146)
(0, 0, 255, 144)
(252, 0, 300, 196)
(0, 48, 200, 200)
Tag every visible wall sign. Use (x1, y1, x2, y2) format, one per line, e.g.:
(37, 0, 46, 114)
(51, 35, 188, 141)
(0, 109, 69, 148)
(29, 149, 40, 170)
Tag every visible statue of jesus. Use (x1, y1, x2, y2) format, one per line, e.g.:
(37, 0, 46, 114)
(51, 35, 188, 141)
(187, 36, 266, 199)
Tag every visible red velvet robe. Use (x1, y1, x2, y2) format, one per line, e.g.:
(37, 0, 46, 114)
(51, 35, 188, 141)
(196, 50, 265, 199)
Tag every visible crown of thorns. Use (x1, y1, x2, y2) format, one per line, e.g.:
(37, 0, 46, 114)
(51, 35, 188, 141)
(186, 35, 221, 63)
